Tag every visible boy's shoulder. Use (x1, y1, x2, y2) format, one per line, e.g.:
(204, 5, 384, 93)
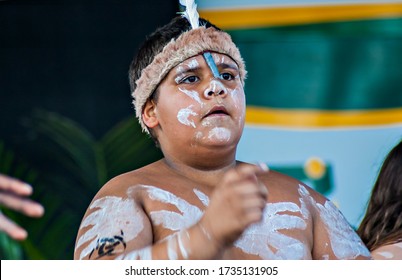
(260, 169, 328, 205)
(93, 160, 165, 200)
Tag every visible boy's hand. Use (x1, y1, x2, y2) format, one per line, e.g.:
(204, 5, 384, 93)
(200, 163, 269, 248)
(0, 174, 44, 240)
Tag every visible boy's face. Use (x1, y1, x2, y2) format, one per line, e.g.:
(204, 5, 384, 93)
(149, 52, 246, 152)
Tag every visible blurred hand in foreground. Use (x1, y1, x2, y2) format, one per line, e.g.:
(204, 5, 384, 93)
(0, 174, 44, 240)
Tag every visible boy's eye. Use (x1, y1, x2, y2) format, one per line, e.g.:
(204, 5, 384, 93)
(220, 73, 234, 81)
(181, 76, 199, 84)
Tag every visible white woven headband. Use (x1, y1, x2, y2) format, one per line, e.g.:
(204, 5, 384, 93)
(132, 26, 247, 133)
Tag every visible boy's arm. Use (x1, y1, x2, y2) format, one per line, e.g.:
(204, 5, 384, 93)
(73, 192, 255, 260)
(310, 193, 372, 260)
(73, 196, 228, 260)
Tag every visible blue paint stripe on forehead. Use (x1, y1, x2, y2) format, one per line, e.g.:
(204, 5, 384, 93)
(202, 52, 220, 78)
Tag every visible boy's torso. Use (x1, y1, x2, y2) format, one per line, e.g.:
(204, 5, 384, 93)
(80, 160, 370, 260)
(114, 162, 316, 260)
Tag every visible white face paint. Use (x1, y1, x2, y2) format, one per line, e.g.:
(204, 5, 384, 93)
(177, 105, 197, 128)
(175, 65, 184, 75)
(226, 85, 245, 128)
(203, 80, 227, 98)
(194, 131, 203, 140)
(175, 59, 199, 84)
(229, 86, 242, 101)
(76, 196, 144, 260)
(208, 127, 231, 142)
(212, 53, 230, 67)
(178, 87, 203, 105)
(211, 53, 241, 81)
(201, 118, 217, 128)
(187, 58, 199, 69)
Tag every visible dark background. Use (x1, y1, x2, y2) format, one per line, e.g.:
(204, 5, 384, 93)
(0, 0, 176, 259)
(0, 0, 177, 143)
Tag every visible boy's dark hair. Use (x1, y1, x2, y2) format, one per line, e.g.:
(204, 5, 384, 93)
(129, 16, 220, 96)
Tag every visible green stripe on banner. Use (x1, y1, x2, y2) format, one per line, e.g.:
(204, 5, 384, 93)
(227, 18, 402, 111)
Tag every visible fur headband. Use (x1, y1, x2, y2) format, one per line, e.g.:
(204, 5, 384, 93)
(132, 26, 247, 133)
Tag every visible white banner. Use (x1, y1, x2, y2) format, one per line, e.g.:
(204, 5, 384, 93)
(1, 260, 401, 280)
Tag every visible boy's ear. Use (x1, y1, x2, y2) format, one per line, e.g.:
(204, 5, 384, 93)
(142, 99, 159, 129)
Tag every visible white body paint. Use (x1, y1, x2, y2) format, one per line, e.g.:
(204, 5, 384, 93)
(76, 196, 144, 260)
(177, 105, 198, 128)
(144, 186, 205, 260)
(372, 242, 402, 259)
(234, 201, 309, 259)
(144, 186, 203, 230)
(299, 184, 370, 259)
(376, 251, 394, 258)
(316, 199, 371, 259)
(194, 188, 210, 207)
(143, 183, 369, 260)
(167, 235, 178, 260)
(77, 183, 370, 260)
(143, 184, 312, 259)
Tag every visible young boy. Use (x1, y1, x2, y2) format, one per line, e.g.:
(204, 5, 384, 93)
(74, 14, 371, 260)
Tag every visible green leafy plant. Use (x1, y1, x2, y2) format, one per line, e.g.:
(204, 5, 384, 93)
(2, 109, 162, 259)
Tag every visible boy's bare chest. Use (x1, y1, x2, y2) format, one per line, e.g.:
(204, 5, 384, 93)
(140, 185, 313, 260)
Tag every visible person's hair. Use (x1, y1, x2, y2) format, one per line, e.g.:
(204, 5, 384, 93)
(128, 16, 220, 146)
(129, 16, 219, 94)
(357, 140, 402, 251)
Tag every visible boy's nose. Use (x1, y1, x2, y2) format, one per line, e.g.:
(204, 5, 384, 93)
(203, 80, 228, 99)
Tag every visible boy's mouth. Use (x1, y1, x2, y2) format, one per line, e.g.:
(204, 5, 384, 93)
(203, 105, 229, 118)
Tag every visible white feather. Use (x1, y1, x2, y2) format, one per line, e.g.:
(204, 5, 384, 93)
(179, 0, 200, 29)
